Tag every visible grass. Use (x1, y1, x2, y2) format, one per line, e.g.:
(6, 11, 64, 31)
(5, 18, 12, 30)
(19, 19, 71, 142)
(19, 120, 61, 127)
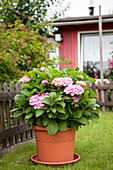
(0, 111, 113, 170)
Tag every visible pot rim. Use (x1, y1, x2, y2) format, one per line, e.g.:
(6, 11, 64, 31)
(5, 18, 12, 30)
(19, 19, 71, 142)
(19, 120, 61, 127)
(32, 125, 72, 131)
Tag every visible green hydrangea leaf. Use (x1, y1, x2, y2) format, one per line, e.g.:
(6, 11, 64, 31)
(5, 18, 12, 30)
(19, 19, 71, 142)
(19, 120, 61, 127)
(25, 113, 33, 120)
(35, 109, 45, 118)
(43, 117, 50, 126)
(25, 107, 32, 114)
(21, 90, 29, 96)
(47, 122, 58, 135)
(13, 111, 23, 118)
(76, 116, 89, 125)
(41, 97, 51, 105)
(14, 94, 26, 106)
(58, 121, 67, 131)
(70, 121, 79, 131)
(58, 113, 69, 120)
(57, 106, 65, 114)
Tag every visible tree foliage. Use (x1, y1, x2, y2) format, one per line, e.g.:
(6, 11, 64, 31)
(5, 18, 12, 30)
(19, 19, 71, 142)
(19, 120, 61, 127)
(0, 0, 69, 24)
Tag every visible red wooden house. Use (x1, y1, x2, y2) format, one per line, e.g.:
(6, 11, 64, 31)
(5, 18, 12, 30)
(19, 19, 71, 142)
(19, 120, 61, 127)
(52, 14, 113, 79)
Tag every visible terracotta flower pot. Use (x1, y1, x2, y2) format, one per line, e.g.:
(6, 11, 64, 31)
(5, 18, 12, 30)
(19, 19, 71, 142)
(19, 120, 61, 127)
(32, 126, 76, 163)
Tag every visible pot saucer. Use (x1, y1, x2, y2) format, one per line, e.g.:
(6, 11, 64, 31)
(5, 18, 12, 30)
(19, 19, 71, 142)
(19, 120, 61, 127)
(31, 153, 80, 166)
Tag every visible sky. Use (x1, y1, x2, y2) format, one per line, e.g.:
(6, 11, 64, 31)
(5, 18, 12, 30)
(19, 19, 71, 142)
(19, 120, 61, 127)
(64, 0, 113, 17)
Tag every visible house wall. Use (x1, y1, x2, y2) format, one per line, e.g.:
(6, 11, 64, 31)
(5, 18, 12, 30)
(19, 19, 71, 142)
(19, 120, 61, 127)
(58, 22, 113, 68)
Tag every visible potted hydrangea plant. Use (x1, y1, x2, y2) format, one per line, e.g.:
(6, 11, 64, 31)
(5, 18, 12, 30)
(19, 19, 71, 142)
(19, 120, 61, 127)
(12, 67, 100, 165)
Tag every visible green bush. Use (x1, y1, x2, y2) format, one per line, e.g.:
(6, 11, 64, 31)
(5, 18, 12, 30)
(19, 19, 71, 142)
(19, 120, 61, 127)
(0, 20, 57, 84)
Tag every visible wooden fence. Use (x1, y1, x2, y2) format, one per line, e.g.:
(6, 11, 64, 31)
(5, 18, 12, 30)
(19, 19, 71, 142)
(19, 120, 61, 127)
(88, 82, 113, 111)
(96, 82, 113, 111)
(0, 81, 113, 151)
(0, 82, 34, 151)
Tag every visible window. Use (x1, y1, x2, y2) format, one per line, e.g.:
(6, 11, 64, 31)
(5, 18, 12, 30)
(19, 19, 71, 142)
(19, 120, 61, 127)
(81, 33, 113, 79)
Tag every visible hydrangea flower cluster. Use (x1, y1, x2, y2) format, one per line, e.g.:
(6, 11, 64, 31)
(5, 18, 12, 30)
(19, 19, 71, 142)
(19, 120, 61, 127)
(52, 77, 73, 87)
(64, 84, 84, 96)
(19, 75, 31, 83)
(29, 93, 49, 109)
(76, 81, 86, 86)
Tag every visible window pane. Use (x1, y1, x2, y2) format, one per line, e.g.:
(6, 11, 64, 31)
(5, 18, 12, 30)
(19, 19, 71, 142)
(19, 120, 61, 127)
(83, 34, 113, 79)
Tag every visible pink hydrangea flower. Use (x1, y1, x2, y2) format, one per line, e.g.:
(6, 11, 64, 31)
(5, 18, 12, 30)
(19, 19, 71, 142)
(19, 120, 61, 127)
(64, 84, 84, 96)
(40, 67, 46, 72)
(109, 61, 113, 64)
(72, 96, 80, 102)
(52, 77, 73, 87)
(109, 64, 113, 69)
(29, 93, 49, 109)
(19, 75, 31, 83)
(106, 72, 110, 76)
(76, 81, 86, 86)
(42, 80, 48, 86)
(62, 77, 73, 86)
(52, 78, 63, 86)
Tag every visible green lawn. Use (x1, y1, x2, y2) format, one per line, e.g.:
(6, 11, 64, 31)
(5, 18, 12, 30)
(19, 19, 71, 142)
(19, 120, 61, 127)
(0, 111, 113, 170)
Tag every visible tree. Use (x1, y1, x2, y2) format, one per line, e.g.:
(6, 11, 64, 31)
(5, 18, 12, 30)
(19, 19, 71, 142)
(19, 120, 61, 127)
(0, 0, 69, 24)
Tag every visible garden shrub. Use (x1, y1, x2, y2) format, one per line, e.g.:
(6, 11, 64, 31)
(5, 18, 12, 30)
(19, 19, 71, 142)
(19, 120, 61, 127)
(0, 20, 57, 84)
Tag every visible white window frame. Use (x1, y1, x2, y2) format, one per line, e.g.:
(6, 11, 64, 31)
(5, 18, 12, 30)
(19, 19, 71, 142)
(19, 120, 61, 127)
(78, 29, 113, 82)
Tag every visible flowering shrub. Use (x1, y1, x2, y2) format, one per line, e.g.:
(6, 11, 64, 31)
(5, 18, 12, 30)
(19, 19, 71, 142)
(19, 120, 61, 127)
(12, 67, 100, 135)
(0, 20, 57, 84)
(105, 57, 113, 81)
